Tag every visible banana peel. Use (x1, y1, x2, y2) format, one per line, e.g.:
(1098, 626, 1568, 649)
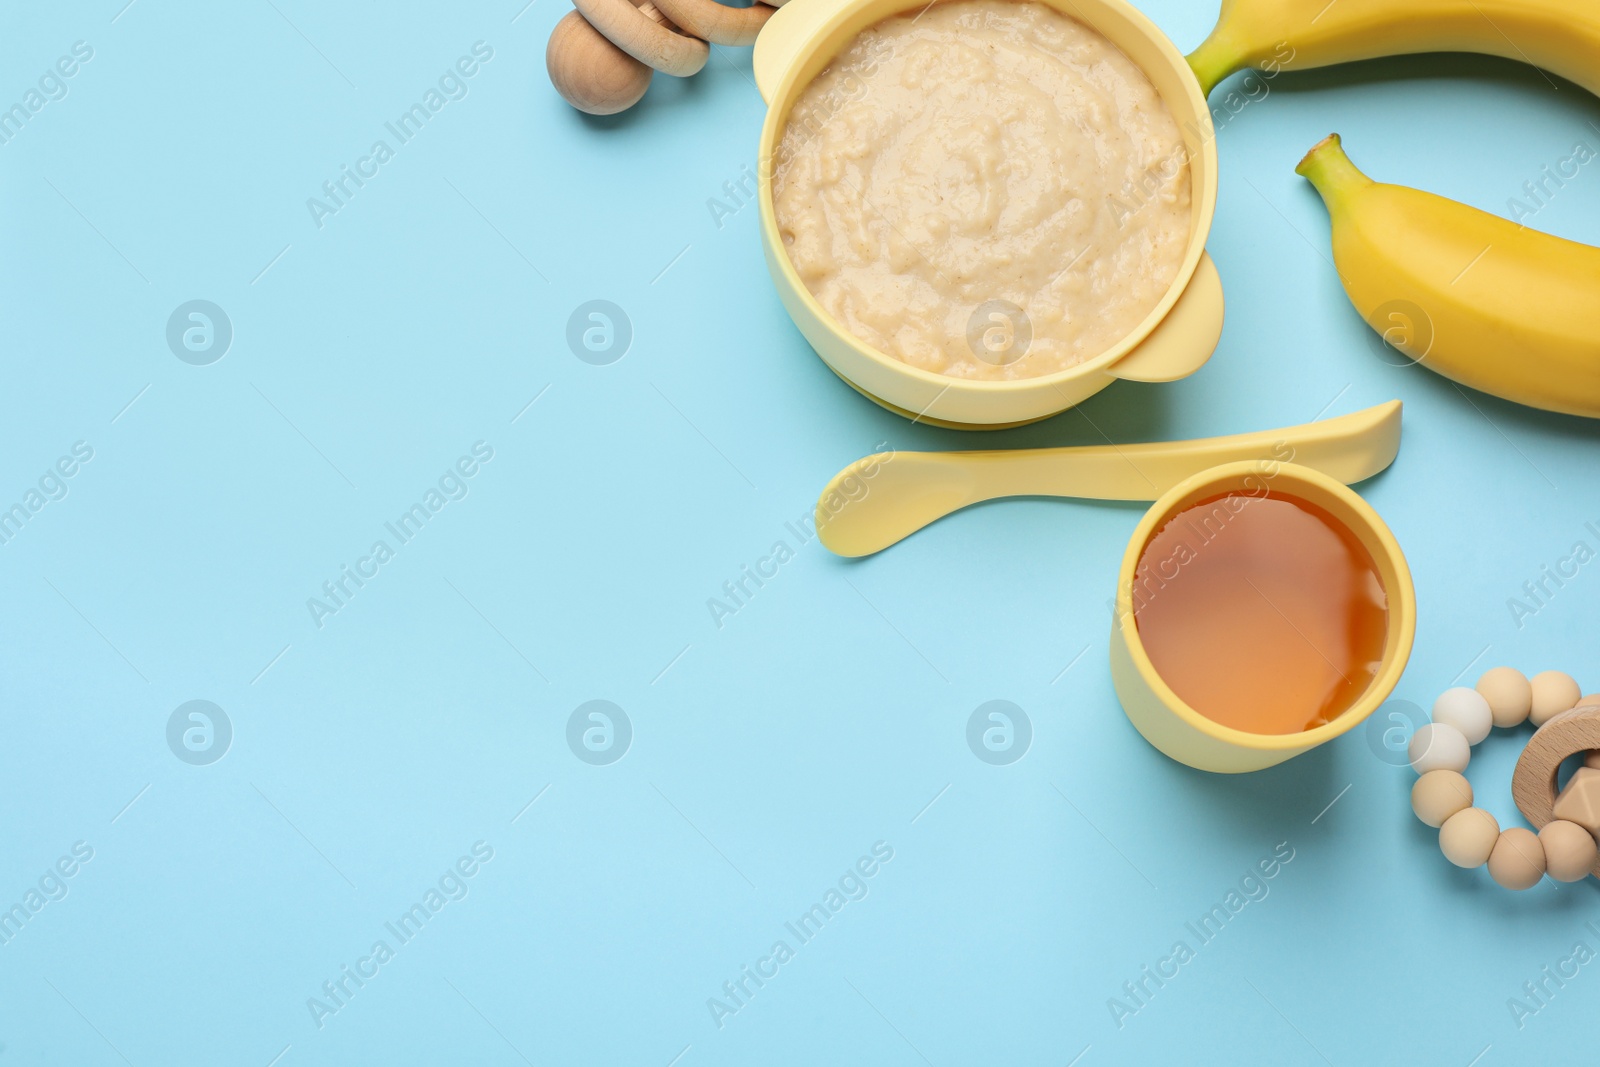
(1183, 0, 1600, 418)
(1188, 0, 1600, 97)
(1298, 135, 1600, 418)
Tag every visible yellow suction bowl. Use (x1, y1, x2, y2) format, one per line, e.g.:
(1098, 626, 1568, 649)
(752, 0, 1224, 429)
(1109, 461, 1416, 774)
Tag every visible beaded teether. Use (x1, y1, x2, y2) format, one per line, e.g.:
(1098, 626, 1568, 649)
(1410, 667, 1600, 889)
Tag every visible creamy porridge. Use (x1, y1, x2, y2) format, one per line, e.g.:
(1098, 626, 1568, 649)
(772, 0, 1192, 381)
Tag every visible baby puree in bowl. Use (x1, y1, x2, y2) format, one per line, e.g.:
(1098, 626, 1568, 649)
(772, 0, 1192, 381)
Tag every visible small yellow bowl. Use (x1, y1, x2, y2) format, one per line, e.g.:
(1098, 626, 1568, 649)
(752, 0, 1224, 429)
(1109, 461, 1416, 773)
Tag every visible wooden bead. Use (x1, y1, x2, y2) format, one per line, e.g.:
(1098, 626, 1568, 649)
(1530, 670, 1582, 727)
(1477, 666, 1532, 728)
(1539, 820, 1598, 882)
(573, 0, 709, 76)
(1440, 807, 1500, 868)
(547, 10, 654, 115)
(1412, 769, 1473, 827)
(650, 0, 775, 45)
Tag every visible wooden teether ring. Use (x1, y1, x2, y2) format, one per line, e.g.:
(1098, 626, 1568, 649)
(648, 0, 776, 46)
(572, 0, 709, 76)
(1512, 703, 1600, 878)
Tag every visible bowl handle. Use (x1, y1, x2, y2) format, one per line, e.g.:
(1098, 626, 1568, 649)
(1108, 251, 1224, 383)
(753, 0, 858, 104)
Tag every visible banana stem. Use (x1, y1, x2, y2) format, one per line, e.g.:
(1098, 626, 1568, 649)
(1186, 27, 1243, 97)
(1296, 134, 1373, 210)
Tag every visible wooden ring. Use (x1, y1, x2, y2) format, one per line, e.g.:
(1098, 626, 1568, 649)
(648, 0, 775, 46)
(572, 0, 709, 76)
(1511, 703, 1600, 878)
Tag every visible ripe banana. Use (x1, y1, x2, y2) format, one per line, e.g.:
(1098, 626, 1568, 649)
(1189, 0, 1600, 97)
(1297, 134, 1600, 418)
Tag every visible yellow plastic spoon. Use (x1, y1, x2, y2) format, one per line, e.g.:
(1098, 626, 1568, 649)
(816, 401, 1402, 557)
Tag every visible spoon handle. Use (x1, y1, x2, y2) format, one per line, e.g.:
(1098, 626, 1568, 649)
(962, 400, 1401, 501)
(817, 401, 1402, 556)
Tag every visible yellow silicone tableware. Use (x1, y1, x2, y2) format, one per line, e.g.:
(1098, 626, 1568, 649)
(816, 401, 1402, 557)
(1111, 461, 1415, 773)
(752, 0, 1228, 429)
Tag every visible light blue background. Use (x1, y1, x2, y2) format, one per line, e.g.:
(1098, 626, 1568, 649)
(3, 1, 1599, 1063)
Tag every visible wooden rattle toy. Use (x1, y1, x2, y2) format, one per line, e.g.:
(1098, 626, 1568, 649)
(546, 0, 777, 115)
(1409, 667, 1600, 889)
(1512, 699, 1600, 880)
